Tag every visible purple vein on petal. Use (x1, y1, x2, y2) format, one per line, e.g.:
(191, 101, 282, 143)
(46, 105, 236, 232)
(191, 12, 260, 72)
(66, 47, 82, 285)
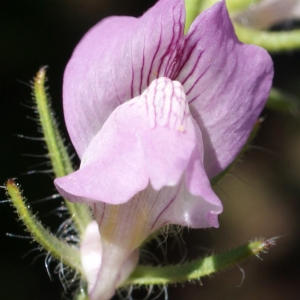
(170, 5, 185, 77)
(182, 11, 229, 99)
(140, 14, 158, 95)
(112, 77, 122, 105)
(158, 7, 179, 77)
(167, 87, 176, 127)
(148, 189, 162, 217)
(161, 4, 184, 79)
(151, 195, 177, 230)
(185, 65, 210, 99)
(187, 38, 234, 103)
(147, 33, 162, 87)
(130, 40, 135, 99)
(180, 49, 205, 86)
(95, 203, 106, 227)
(139, 40, 146, 95)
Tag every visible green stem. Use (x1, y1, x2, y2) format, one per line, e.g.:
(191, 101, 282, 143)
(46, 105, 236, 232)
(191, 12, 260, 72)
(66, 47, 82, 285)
(234, 25, 300, 52)
(123, 238, 276, 285)
(33, 67, 92, 236)
(6, 179, 82, 273)
(33, 67, 72, 178)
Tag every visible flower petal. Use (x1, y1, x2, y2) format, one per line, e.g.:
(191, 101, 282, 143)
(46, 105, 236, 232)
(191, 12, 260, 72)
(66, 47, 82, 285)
(87, 233, 139, 300)
(115, 250, 139, 287)
(89, 178, 221, 298)
(176, 1, 273, 178)
(63, 0, 185, 157)
(80, 221, 102, 293)
(55, 78, 196, 205)
(56, 79, 222, 230)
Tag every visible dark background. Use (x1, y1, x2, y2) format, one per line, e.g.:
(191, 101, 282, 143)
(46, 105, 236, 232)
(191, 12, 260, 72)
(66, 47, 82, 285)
(1, 1, 300, 299)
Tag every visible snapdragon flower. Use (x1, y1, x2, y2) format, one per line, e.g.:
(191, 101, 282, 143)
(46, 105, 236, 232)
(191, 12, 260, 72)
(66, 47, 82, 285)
(54, 0, 273, 299)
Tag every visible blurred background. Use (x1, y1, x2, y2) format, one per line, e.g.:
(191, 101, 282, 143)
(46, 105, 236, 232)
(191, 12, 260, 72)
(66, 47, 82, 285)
(1, 0, 300, 299)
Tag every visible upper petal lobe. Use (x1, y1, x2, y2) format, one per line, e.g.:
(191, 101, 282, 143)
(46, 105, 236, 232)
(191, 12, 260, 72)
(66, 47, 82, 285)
(63, 0, 185, 157)
(176, 1, 273, 178)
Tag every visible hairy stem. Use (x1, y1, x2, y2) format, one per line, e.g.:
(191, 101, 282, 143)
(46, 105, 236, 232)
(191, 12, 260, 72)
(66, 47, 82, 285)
(124, 238, 276, 285)
(33, 67, 92, 236)
(6, 179, 82, 273)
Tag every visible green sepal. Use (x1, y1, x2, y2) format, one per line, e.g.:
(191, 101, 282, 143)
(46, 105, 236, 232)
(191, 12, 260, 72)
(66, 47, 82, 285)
(5, 179, 82, 274)
(123, 238, 276, 286)
(33, 67, 92, 236)
(266, 88, 299, 115)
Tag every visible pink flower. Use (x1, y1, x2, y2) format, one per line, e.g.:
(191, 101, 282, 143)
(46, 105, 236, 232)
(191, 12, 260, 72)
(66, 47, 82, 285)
(54, 0, 273, 299)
